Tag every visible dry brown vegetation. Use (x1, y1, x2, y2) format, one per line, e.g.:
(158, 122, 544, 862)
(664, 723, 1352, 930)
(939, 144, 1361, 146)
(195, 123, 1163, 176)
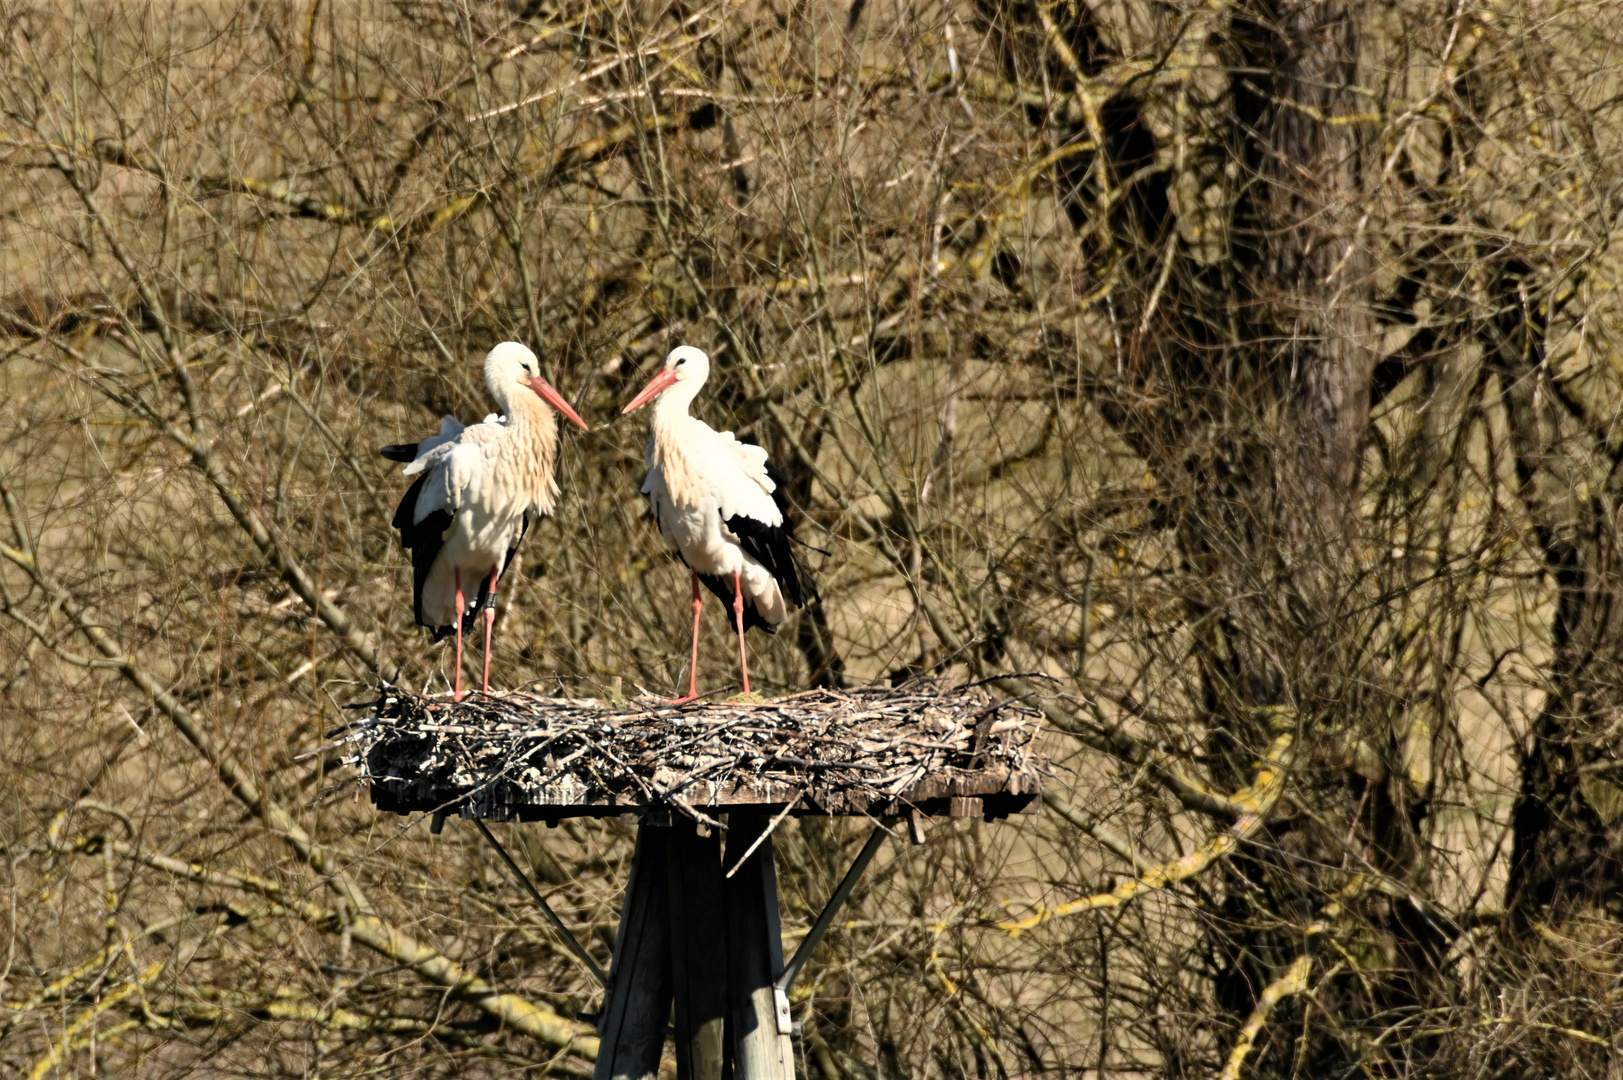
(3, 0, 1623, 1076)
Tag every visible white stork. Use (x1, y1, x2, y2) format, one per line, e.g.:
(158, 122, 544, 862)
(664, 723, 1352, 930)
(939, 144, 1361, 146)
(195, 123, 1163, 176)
(382, 341, 588, 699)
(622, 345, 815, 701)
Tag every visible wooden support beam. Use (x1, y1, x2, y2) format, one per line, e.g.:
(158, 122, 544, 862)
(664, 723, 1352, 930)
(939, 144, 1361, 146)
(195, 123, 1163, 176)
(473, 818, 607, 986)
(778, 826, 888, 993)
(666, 825, 727, 1080)
(594, 827, 674, 1080)
(724, 812, 796, 1080)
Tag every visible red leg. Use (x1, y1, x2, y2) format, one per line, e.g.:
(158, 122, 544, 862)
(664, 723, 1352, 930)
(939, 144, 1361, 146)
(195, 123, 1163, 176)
(481, 566, 499, 694)
(733, 569, 751, 696)
(668, 571, 703, 704)
(452, 568, 465, 702)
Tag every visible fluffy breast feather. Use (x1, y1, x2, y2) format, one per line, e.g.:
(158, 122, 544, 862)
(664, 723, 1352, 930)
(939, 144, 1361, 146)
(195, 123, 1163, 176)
(651, 417, 778, 525)
(651, 420, 708, 509)
(404, 411, 559, 527)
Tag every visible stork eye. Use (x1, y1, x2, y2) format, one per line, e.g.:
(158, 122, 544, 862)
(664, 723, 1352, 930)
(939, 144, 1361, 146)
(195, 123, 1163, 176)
(675, 358, 686, 366)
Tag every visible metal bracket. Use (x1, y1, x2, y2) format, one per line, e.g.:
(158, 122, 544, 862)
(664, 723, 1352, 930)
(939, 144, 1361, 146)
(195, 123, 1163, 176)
(472, 818, 608, 987)
(773, 986, 793, 1035)
(775, 824, 889, 995)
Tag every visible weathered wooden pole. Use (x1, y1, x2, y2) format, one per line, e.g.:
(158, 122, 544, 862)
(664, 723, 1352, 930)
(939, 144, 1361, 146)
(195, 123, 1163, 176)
(724, 812, 796, 1080)
(594, 827, 674, 1080)
(666, 825, 728, 1080)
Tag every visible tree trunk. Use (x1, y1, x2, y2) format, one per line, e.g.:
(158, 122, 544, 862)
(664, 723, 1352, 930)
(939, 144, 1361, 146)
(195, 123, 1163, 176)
(973, 1, 1403, 1072)
(1489, 259, 1623, 924)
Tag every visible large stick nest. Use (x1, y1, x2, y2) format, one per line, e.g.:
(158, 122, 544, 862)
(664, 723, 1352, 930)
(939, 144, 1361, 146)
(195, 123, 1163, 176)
(346, 683, 1049, 825)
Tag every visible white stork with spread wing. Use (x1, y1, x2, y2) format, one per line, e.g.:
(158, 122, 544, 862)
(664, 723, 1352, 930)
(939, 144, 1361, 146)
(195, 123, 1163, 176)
(622, 345, 815, 701)
(382, 341, 588, 699)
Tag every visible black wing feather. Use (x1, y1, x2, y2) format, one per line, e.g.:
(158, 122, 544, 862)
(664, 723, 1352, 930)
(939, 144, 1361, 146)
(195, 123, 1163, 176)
(762, 458, 793, 518)
(391, 474, 451, 634)
(720, 445, 819, 618)
(380, 443, 419, 463)
(647, 444, 821, 638)
(392, 477, 527, 642)
(724, 511, 809, 608)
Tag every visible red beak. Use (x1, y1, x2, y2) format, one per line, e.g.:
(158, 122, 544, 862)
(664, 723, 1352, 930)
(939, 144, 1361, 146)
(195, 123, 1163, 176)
(622, 369, 678, 415)
(526, 375, 589, 430)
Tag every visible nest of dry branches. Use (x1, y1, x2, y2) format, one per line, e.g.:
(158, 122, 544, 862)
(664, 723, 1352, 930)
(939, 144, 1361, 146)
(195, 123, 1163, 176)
(346, 682, 1049, 826)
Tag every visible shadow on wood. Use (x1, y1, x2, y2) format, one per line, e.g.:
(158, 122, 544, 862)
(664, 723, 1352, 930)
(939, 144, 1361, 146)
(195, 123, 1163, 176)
(668, 827, 727, 1080)
(594, 828, 674, 1080)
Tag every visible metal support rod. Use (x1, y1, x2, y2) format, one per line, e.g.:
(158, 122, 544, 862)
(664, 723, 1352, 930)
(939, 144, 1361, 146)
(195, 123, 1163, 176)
(473, 818, 608, 987)
(776, 824, 888, 992)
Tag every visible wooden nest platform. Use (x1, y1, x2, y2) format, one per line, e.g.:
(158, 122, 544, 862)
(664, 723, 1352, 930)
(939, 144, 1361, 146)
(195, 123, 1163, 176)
(347, 683, 1048, 827)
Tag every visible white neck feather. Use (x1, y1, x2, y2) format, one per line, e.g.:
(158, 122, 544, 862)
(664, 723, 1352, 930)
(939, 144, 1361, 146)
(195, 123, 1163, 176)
(488, 379, 549, 431)
(649, 382, 710, 508)
(651, 378, 701, 427)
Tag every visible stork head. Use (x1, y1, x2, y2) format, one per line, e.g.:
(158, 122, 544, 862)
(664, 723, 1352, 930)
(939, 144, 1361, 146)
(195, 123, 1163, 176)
(485, 341, 588, 429)
(621, 345, 710, 415)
